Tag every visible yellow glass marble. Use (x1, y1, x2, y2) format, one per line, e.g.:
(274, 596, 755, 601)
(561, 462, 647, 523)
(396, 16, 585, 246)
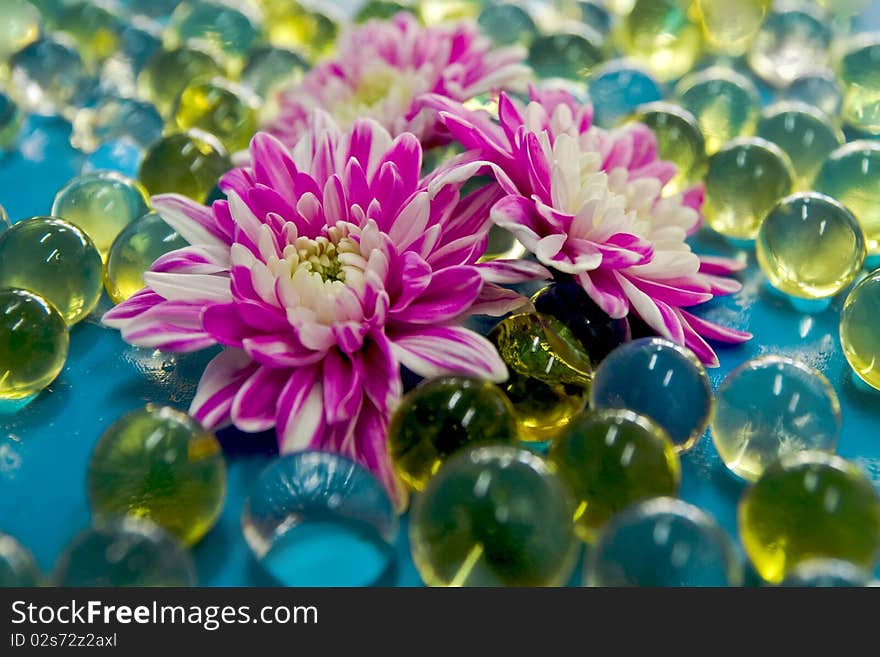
(630, 101, 706, 195)
(51, 171, 150, 261)
(839, 35, 880, 136)
(703, 137, 795, 241)
(258, 0, 337, 61)
(174, 78, 259, 153)
(756, 192, 865, 300)
(840, 270, 880, 391)
(676, 66, 760, 155)
(419, 0, 482, 23)
(56, 0, 121, 66)
(0, 0, 40, 60)
(0, 217, 103, 325)
(138, 46, 224, 117)
(739, 452, 880, 584)
(814, 140, 880, 255)
(105, 212, 188, 304)
(615, 0, 702, 82)
(0, 288, 69, 401)
(756, 102, 844, 190)
(696, 0, 768, 56)
(138, 129, 232, 203)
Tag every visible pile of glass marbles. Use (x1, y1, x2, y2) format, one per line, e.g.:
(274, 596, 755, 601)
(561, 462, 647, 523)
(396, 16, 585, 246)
(3, 0, 880, 588)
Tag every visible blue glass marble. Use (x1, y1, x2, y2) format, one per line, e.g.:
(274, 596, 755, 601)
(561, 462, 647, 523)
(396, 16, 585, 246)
(0, 91, 22, 151)
(81, 138, 144, 179)
(241, 452, 398, 587)
(590, 337, 713, 451)
(780, 559, 874, 587)
(8, 36, 90, 117)
(71, 96, 163, 152)
(586, 497, 743, 586)
(0, 531, 41, 586)
(588, 60, 662, 128)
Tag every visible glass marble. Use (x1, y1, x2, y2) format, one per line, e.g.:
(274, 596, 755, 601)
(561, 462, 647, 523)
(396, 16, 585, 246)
(549, 409, 680, 542)
(242, 452, 398, 587)
(756, 193, 865, 301)
(105, 211, 187, 304)
(240, 46, 309, 99)
(0, 204, 8, 231)
(0, 217, 102, 325)
(528, 28, 604, 80)
(0, 0, 40, 60)
(814, 140, 880, 255)
(53, 517, 196, 586)
(676, 67, 760, 156)
(588, 60, 662, 128)
(586, 497, 743, 587)
(615, 0, 703, 82)
(0, 531, 41, 586)
(787, 70, 843, 122)
(388, 376, 518, 491)
(0, 288, 68, 401)
(82, 138, 144, 180)
(138, 46, 224, 117)
(0, 91, 22, 151)
(576, 1, 612, 37)
(696, 0, 768, 56)
(71, 95, 163, 153)
(590, 337, 712, 452)
(630, 102, 706, 195)
(712, 356, 842, 483)
(258, 0, 337, 60)
(56, 0, 122, 67)
(9, 36, 89, 117)
(419, 0, 482, 23)
(410, 445, 578, 587)
(489, 313, 592, 442)
(119, 16, 163, 73)
(839, 36, 880, 135)
(87, 405, 227, 546)
(124, 0, 179, 20)
(51, 171, 150, 261)
(779, 559, 873, 587)
(703, 137, 795, 241)
(739, 452, 880, 584)
(174, 78, 260, 153)
(478, 2, 538, 47)
(478, 223, 527, 261)
(747, 4, 831, 89)
(756, 102, 844, 190)
(138, 130, 232, 203)
(840, 270, 880, 391)
(356, 1, 414, 22)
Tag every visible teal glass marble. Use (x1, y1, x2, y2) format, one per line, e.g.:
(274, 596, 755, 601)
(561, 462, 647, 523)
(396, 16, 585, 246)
(0, 531, 41, 586)
(53, 518, 197, 586)
(478, 2, 538, 46)
(577, 1, 612, 37)
(588, 60, 662, 128)
(8, 36, 89, 117)
(241, 452, 398, 587)
(787, 70, 843, 121)
(240, 46, 309, 99)
(410, 446, 578, 587)
(528, 27, 604, 80)
(0, 91, 23, 151)
(82, 138, 144, 180)
(124, 0, 179, 20)
(590, 337, 713, 452)
(70, 95, 163, 152)
(839, 35, 880, 135)
(138, 129, 231, 203)
(119, 16, 163, 73)
(137, 46, 224, 117)
(586, 497, 743, 587)
(0, 0, 41, 60)
(779, 559, 874, 587)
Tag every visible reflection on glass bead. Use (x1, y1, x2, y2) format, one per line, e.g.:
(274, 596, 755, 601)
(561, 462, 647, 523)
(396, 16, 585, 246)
(787, 70, 843, 121)
(615, 0, 702, 82)
(703, 137, 794, 240)
(739, 452, 880, 584)
(550, 409, 680, 542)
(82, 138, 144, 180)
(489, 313, 592, 442)
(138, 46, 223, 117)
(756, 193, 864, 301)
(240, 46, 309, 98)
(56, 0, 122, 66)
(0, 217, 102, 325)
(0, 91, 23, 151)
(478, 2, 538, 46)
(242, 452, 398, 587)
(388, 376, 517, 491)
(174, 78, 259, 153)
(258, 0, 337, 60)
(53, 517, 196, 586)
(528, 28, 604, 80)
(0, 0, 41, 60)
(0, 531, 41, 586)
(630, 102, 705, 195)
(814, 140, 880, 255)
(747, 4, 831, 89)
(591, 337, 712, 452)
(840, 270, 880, 391)
(0, 204, 9, 231)
(71, 95, 163, 153)
(411, 445, 578, 586)
(165, 1, 260, 75)
(9, 36, 89, 116)
(780, 559, 873, 587)
(712, 356, 842, 483)
(138, 129, 231, 203)
(51, 171, 150, 260)
(676, 67, 760, 156)
(87, 405, 227, 546)
(587, 497, 743, 586)
(839, 35, 880, 135)
(756, 102, 843, 190)
(696, 0, 768, 56)
(105, 211, 187, 304)
(588, 60, 661, 128)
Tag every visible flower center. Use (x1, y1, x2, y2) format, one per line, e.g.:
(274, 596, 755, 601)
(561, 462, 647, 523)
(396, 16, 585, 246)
(291, 235, 348, 283)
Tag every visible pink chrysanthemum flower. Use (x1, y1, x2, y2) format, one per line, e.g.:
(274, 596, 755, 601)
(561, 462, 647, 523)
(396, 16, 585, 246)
(425, 87, 751, 366)
(103, 114, 544, 505)
(264, 12, 530, 149)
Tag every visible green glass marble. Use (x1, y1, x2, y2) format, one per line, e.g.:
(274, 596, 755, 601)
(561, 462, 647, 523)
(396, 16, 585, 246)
(387, 376, 518, 492)
(0, 217, 103, 325)
(489, 313, 592, 442)
(615, 0, 702, 82)
(703, 137, 795, 240)
(56, 0, 122, 66)
(756, 193, 865, 300)
(138, 129, 232, 203)
(839, 35, 880, 135)
(70, 95, 163, 152)
(174, 78, 259, 153)
(410, 445, 578, 586)
(9, 36, 88, 116)
(0, 288, 69, 401)
(549, 409, 680, 542)
(787, 71, 843, 122)
(51, 171, 150, 261)
(478, 2, 538, 47)
(0, 91, 21, 151)
(676, 66, 760, 155)
(258, 0, 337, 61)
(240, 46, 309, 99)
(0, 531, 41, 586)
(756, 102, 843, 190)
(739, 452, 880, 584)
(528, 28, 604, 80)
(138, 46, 224, 117)
(814, 140, 880, 255)
(631, 101, 706, 195)
(840, 270, 880, 391)
(0, 0, 40, 60)
(356, 1, 415, 22)
(87, 405, 227, 546)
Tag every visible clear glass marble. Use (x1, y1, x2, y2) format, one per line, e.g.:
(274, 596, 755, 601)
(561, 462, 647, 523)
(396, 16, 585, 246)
(787, 70, 843, 121)
(9, 36, 90, 117)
